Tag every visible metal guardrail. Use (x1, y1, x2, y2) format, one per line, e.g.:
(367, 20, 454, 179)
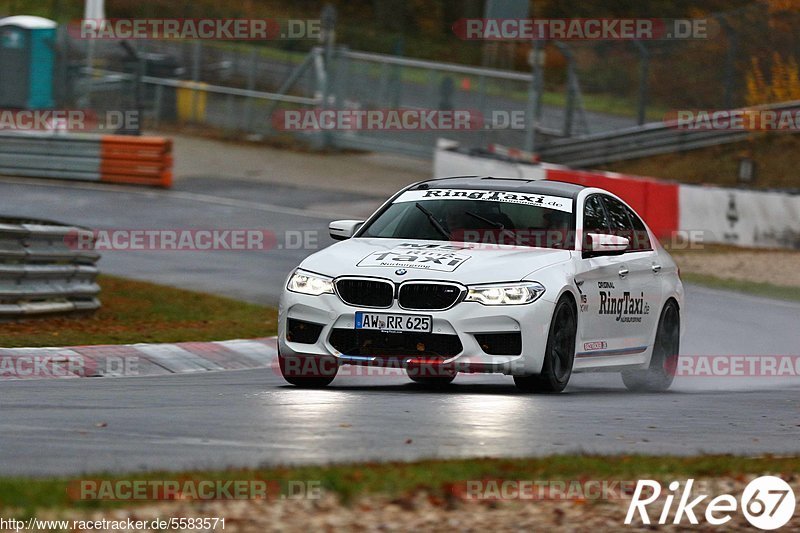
(0, 218, 100, 317)
(0, 131, 103, 181)
(0, 131, 173, 187)
(538, 101, 800, 167)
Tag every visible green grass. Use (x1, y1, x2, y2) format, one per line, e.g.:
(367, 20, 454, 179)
(1, 455, 798, 512)
(375, 65, 663, 120)
(599, 133, 800, 190)
(0, 275, 277, 348)
(681, 273, 800, 303)
(202, 41, 309, 65)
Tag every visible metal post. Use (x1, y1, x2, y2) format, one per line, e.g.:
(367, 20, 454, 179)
(379, 61, 390, 106)
(242, 48, 257, 131)
(319, 4, 337, 148)
(554, 42, 576, 137)
(634, 40, 649, 126)
(226, 93, 235, 133)
(119, 41, 142, 135)
(191, 41, 201, 123)
(337, 45, 351, 107)
(54, 24, 70, 107)
(389, 38, 404, 109)
(191, 41, 201, 80)
(478, 75, 487, 146)
(717, 16, 738, 110)
(524, 38, 545, 152)
(134, 52, 144, 134)
(153, 83, 163, 129)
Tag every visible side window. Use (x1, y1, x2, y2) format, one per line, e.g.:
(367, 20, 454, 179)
(582, 195, 609, 251)
(583, 195, 608, 234)
(623, 205, 652, 251)
(601, 196, 634, 247)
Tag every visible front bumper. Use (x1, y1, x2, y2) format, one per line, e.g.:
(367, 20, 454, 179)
(278, 289, 556, 376)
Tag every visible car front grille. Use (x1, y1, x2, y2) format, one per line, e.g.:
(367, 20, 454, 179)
(335, 278, 394, 308)
(398, 282, 463, 310)
(474, 333, 522, 355)
(329, 329, 462, 357)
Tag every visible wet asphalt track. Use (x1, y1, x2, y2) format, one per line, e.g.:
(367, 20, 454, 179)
(0, 177, 799, 476)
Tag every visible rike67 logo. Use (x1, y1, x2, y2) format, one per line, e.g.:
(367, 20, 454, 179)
(626, 477, 796, 530)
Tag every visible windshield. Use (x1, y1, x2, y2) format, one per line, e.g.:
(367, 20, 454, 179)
(360, 188, 576, 249)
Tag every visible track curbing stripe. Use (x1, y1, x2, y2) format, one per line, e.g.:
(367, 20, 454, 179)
(0, 337, 278, 380)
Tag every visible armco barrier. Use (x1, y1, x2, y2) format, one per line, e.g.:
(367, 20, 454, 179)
(435, 139, 800, 249)
(0, 131, 172, 188)
(434, 141, 679, 240)
(537, 100, 800, 168)
(0, 218, 100, 317)
(99, 135, 173, 187)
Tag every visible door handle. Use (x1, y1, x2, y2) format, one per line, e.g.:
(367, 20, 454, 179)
(652, 263, 662, 274)
(618, 267, 629, 278)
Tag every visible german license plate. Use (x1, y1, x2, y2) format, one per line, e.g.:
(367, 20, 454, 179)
(355, 312, 432, 333)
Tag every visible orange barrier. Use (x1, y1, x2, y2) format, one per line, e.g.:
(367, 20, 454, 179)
(99, 135, 173, 188)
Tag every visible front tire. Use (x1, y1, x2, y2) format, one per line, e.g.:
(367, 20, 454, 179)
(514, 296, 577, 393)
(621, 300, 680, 392)
(278, 352, 338, 388)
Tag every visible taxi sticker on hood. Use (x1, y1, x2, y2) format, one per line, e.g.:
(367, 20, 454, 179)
(395, 188, 573, 213)
(357, 244, 471, 272)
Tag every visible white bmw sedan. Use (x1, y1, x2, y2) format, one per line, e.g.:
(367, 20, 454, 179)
(278, 176, 683, 393)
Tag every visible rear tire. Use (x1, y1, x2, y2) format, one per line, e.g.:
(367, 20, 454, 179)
(278, 352, 338, 388)
(514, 296, 577, 393)
(622, 300, 680, 392)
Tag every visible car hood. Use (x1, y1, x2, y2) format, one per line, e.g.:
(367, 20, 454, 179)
(299, 238, 572, 284)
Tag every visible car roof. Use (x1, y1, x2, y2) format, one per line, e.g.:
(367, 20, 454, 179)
(413, 176, 585, 198)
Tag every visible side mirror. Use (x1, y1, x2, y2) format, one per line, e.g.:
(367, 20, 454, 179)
(585, 233, 629, 256)
(329, 220, 364, 240)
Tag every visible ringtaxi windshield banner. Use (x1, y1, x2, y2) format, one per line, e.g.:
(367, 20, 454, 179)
(395, 188, 574, 213)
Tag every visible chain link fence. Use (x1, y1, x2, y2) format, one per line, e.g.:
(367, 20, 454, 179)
(49, 2, 799, 157)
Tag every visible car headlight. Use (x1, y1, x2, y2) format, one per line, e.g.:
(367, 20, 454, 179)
(287, 270, 334, 296)
(465, 282, 545, 305)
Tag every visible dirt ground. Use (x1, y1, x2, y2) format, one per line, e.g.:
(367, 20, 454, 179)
(671, 246, 800, 288)
(16, 476, 798, 532)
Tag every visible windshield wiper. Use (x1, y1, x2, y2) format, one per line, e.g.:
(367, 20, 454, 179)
(465, 210, 520, 244)
(465, 211, 504, 230)
(415, 203, 450, 239)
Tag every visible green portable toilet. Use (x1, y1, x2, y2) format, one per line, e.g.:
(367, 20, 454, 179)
(0, 15, 56, 109)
